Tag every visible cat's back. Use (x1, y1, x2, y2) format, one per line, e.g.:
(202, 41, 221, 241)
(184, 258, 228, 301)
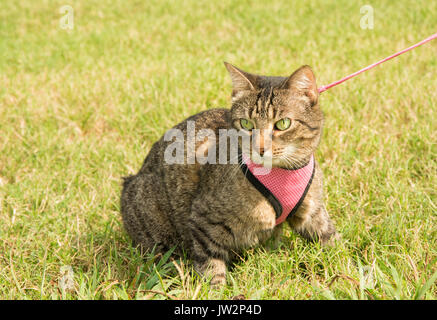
(139, 108, 231, 174)
(133, 108, 232, 213)
(120, 108, 232, 251)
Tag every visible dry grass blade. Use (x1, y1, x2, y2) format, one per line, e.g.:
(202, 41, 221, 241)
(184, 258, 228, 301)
(191, 283, 202, 300)
(141, 290, 180, 300)
(327, 274, 360, 288)
(172, 259, 185, 284)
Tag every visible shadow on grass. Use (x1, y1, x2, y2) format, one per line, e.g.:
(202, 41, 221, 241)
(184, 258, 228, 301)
(67, 221, 186, 299)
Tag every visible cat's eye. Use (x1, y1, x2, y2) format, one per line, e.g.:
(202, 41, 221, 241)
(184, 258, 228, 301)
(275, 118, 291, 131)
(240, 118, 254, 131)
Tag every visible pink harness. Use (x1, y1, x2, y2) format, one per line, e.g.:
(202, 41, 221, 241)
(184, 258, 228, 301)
(239, 153, 315, 225)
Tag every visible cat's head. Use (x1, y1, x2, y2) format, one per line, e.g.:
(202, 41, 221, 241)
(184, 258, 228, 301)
(225, 62, 323, 169)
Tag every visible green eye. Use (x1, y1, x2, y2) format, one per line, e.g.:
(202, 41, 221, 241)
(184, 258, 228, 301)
(275, 118, 291, 131)
(240, 118, 254, 130)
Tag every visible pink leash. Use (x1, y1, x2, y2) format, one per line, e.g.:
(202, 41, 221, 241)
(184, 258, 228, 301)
(318, 33, 437, 93)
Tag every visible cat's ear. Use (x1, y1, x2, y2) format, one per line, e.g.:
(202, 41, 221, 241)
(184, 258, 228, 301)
(224, 62, 257, 97)
(280, 65, 318, 105)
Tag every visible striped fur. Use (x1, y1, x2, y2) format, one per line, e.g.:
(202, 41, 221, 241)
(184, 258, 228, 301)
(120, 64, 339, 285)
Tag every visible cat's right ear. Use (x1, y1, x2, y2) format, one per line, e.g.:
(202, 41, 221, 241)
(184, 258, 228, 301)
(224, 62, 257, 98)
(280, 65, 318, 106)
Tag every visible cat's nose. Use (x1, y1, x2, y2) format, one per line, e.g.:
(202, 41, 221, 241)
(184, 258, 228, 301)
(258, 147, 265, 156)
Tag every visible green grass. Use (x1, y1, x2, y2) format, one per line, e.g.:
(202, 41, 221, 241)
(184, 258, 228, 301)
(0, 0, 436, 300)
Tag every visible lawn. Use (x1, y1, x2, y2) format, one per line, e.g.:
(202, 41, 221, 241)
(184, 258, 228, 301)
(0, 0, 436, 299)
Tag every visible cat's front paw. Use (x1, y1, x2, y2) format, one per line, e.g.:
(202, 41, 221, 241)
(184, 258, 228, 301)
(265, 224, 283, 251)
(210, 272, 226, 286)
(321, 232, 342, 247)
(195, 257, 227, 286)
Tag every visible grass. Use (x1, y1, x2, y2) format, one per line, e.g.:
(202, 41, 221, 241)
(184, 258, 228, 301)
(0, 0, 436, 300)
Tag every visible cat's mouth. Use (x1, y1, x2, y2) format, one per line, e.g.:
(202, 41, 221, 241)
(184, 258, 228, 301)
(243, 149, 283, 168)
(250, 150, 275, 167)
(243, 145, 298, 169)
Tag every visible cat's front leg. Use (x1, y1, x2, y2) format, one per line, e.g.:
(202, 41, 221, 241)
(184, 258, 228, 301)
(286, 165, 340, 245)
(263, 223, 283, 250)
(187, 213, 231, 285)
(288, 202, 339, 245)
(193, 256, 227, 286)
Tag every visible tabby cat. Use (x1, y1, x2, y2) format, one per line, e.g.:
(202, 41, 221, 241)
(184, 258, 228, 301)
(120, 63, 339, 285)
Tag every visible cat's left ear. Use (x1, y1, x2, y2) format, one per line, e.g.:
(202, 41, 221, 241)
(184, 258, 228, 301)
(280, 65, 318, 105)
(224, 62, 258, 98)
